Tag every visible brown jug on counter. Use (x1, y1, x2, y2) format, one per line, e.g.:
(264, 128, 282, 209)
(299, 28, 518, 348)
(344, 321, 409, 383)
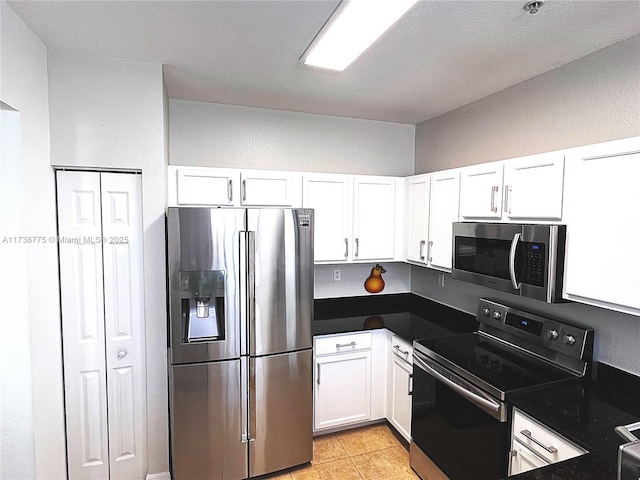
(364, 264, 386, 293)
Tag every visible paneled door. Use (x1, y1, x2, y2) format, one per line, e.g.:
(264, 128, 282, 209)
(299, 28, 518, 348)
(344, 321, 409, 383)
(57, 171, 146, 480)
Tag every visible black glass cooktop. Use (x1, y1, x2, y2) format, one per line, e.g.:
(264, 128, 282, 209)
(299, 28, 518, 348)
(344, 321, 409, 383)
(416, 332, 578, 397)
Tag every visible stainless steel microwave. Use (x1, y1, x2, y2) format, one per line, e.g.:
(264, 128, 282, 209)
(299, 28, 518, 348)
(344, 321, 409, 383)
(451, 222, 566, 303)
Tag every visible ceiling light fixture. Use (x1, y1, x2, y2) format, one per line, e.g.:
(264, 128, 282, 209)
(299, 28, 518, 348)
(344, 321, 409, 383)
(302, 0, 419, 71)
(523, 1, 544, 14)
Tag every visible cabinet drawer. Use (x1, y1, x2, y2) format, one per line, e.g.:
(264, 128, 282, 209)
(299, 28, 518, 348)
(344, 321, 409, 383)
(315, 332, 372, 356)
(390, 335, 413, 365)
(512, 408, 587, 464)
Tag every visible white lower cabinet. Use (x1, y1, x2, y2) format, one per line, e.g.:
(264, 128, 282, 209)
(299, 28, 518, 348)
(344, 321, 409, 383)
(314, 333, 372, 431)
(387, 335, 413, 441)
(509, 408, 587, 476)
(313, 330, 387, 432)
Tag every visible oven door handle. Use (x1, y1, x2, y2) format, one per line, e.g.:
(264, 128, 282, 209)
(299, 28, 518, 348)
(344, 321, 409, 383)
(509, 232, 522, 290)
(413, 354, 506, 422)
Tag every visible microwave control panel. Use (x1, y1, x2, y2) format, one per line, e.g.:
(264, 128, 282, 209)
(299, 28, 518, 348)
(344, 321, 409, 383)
(522, 242, 546, 287)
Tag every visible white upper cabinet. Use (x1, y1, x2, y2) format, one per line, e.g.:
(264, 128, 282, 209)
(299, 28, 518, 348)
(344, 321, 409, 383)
(303, 173, 400, 263)
(427, 169, 460, 271)
(563, 137, 640, 315)
(404, 174, 430, 264)
(459, 162, 504, 220)
(175, 167, 237, 206)
(405, 169, 459, 271)
(240, 170, 300, 206)
(353, 176, 397, 261)
(460, 153, 564, 223)
(302, 174, 351, 263)
(503, 152, 564, 221)
(168, 166, 302, 207)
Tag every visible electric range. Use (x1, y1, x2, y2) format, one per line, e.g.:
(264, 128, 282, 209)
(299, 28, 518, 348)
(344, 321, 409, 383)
(410, 298, 594, 480)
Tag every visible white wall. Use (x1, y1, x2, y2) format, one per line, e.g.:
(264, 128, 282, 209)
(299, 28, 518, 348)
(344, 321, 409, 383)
(315, 263, 411, 299)
(47, 48, 169, 476)
(0, 105, 36, 479)
(411, 268, 640, 376)
(415, 35, 640, 173)
(170, 99, 415, 176)
(0, 3, 66, 478)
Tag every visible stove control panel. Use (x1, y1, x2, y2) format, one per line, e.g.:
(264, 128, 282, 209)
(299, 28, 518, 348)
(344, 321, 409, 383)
(476, 298, 594, 362)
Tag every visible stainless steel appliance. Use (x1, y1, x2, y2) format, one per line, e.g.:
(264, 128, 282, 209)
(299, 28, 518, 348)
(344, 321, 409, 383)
(168, 208, 314, 480)
(452, 222, 566, 302)
(617, 422, 640, 480)
(410, 298, 593, 480)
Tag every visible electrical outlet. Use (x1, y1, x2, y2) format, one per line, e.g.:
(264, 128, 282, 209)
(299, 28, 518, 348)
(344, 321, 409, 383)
(438, 273, 445, 287)
(333, 269, 341, 282)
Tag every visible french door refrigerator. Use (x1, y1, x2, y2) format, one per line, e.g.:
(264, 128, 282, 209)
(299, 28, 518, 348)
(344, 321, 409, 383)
(167, 208, 314, 480)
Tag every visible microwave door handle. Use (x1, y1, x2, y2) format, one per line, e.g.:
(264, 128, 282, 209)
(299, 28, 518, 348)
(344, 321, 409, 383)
(509, 233, 522, 290)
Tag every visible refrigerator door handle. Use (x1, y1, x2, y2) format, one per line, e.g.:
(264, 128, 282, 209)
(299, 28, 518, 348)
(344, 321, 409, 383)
(247, 231, 256, 355)
(248, 359, 256, 442)
(241, 357, 249, 443)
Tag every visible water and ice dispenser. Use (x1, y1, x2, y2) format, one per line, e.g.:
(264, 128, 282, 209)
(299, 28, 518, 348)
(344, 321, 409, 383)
(179, 270, 225, 343)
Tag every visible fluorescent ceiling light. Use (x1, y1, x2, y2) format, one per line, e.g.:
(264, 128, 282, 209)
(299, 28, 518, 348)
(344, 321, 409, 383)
(303, 0, 419, 71)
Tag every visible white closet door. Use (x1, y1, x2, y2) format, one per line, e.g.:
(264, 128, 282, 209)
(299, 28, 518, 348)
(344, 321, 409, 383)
(100, 173, 147, 479)
(58, 171, 147, 480)
(57, 171, 109, 480)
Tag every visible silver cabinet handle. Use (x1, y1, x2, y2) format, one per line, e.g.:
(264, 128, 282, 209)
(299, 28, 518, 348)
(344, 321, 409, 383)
(344, 238, 349, 258)
(504, 185, 512, 214)
(428, 240, 433, 263)
(419, 240, 425, 260)
(242, 179, 247, 202)
(228, 179, 233, 202)
(117, 350, 127, 358)
(408, 373, 413, 396)
(520, 429, 558, 453)
(317, 363, 321, 385)
(393, 344, 409, 356)
(336, 341, 356, 349)
(354, 238, 359, 258)
(490, 185, 499, 213)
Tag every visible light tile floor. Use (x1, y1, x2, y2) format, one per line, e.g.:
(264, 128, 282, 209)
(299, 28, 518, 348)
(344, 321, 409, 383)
(261, 424, 420, 480)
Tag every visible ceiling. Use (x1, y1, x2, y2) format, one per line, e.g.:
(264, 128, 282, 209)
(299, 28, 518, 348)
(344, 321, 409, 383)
(8, 0, 640, 124)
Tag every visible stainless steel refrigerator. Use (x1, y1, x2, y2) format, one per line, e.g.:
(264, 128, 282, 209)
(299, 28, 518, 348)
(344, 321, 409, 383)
(167, 208, 314, 480)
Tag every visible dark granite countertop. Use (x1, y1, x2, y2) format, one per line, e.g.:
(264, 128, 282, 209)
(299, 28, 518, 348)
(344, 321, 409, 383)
(509, 364, 640, 480)
(313, 293, 478, 343)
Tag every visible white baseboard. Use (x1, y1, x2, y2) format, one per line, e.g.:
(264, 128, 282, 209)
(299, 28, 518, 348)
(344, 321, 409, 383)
(146, 471, 171, 480)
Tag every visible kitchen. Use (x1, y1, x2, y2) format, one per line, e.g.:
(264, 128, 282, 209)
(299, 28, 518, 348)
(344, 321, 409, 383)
(1, 1, 639, 479)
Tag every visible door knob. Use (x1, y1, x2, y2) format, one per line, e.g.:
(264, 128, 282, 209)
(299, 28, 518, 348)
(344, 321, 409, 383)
(118, 350, 127, 358)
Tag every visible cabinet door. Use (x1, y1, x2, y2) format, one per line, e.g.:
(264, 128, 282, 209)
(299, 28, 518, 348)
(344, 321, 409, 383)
(314, 350, 371, 431)
(240, 170, 299, 206)
(176, 168, 237, 205)
(57, 171, 109, 480)
(100, 173, 147, 479)
(503, 152, 564, 220)
(428, 170, 460, 270)
(563, 139, 640, 315)
(459, 163, 503, 219)
(509, 440, 548, 476)
(302, 175, 350, 262)
(405, 175, 430, 263)
(353, 177, 396, 261)
(390, 356, 413, 442)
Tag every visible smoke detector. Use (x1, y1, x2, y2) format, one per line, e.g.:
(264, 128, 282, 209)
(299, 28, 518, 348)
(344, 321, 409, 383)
(523, 1, 544, 14)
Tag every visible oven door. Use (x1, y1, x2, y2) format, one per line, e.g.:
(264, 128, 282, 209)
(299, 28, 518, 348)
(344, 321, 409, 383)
(411, 352, 509, 480)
